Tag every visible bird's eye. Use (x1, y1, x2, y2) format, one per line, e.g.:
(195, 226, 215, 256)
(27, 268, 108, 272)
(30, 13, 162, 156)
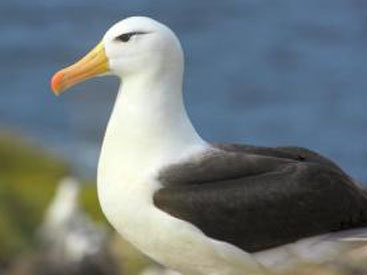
(115, 32, 145, 42)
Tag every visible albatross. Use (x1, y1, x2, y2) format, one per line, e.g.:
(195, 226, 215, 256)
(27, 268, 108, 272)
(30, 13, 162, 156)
(51, 16, 367, 275)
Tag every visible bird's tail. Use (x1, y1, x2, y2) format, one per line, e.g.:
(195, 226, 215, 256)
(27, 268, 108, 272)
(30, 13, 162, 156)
(328, 227, 367, 242)
(255, 227, 367, 272)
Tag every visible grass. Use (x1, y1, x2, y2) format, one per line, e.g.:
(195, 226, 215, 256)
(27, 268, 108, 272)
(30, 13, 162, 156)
(0, 133, 69, 264)
(0, 132, 70, 264)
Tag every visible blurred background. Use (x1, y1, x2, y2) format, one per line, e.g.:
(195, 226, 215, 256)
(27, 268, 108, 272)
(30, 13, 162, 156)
(0, 0, 366, 274)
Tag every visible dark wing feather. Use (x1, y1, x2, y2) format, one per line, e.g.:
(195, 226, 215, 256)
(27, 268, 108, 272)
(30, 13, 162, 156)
(154, 145, 367, 252)
(214, 143, 345, 173)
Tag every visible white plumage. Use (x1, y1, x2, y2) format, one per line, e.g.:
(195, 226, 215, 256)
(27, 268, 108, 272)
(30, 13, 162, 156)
(94, 17, 266, 275)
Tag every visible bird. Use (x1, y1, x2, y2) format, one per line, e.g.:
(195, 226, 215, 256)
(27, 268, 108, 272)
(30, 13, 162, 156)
(8, 178, 119, 275)
(40, 178, 110, 264)
(38, 177, 119, 275)
(51, 16, 367, 275)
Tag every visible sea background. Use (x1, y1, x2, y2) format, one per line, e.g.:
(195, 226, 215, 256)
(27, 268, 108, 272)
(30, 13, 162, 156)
(1, 0, 367, 182)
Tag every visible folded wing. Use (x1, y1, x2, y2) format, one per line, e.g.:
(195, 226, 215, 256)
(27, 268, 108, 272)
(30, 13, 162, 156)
(154, 145, 367, 252)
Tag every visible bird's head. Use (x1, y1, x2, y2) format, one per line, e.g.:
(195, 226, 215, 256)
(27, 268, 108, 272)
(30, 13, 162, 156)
(51, 16, 184, 95)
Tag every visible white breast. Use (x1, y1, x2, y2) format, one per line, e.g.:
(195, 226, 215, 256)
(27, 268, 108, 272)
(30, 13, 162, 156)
(96, 118, 265, 274)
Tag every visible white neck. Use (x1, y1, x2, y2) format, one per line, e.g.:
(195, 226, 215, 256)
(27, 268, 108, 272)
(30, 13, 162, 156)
(99, 70, 205, 182)
(97, 69, 208, 248)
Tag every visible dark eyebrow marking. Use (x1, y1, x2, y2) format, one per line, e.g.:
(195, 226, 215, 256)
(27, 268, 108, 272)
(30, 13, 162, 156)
(115, 31, 148, 42)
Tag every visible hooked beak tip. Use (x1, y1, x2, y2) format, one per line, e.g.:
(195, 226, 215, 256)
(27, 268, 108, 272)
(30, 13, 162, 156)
(51, 71, 64, 96)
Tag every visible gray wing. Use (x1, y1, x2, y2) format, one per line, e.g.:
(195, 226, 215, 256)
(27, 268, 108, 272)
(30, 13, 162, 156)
(153, 144, 367, 252)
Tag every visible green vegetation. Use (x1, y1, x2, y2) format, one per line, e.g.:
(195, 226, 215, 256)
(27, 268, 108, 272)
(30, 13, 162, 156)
(79, 180, 109, 224)
(0, 132, 69, 263)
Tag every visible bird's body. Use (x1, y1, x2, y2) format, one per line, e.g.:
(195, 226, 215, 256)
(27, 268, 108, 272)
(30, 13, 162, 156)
(52, 16, 367, 275)
(96, 67, 262, 274)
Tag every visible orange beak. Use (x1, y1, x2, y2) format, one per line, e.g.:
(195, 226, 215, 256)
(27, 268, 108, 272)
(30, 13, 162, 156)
(51, 42, 109, 95)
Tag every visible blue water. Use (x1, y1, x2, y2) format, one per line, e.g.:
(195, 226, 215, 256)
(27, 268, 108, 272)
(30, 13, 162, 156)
(1, 0, 366, 182)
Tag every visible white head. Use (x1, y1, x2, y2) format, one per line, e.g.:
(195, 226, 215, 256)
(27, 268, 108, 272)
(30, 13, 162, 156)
(104, 17, 184, 79)
(51, 16, 184, 94)
(51, 16, 202, 152)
